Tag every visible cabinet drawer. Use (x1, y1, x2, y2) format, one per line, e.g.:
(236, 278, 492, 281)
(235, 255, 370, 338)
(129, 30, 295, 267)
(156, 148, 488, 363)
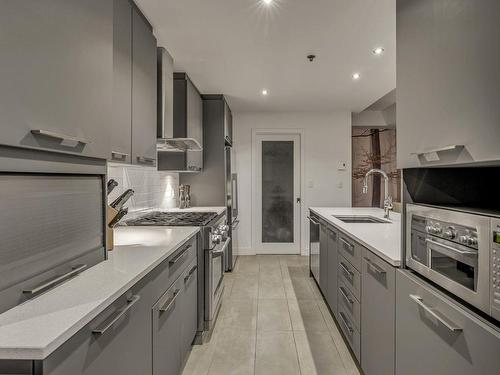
(396, 270, 500, 375)
(338, 302, 361, 361)
(339, 234, 362, 271)
(180, 258, 198, 363)
(150, 236, 197, 303)
(338, 255, 361, 300)
(338, 280, 360, 331)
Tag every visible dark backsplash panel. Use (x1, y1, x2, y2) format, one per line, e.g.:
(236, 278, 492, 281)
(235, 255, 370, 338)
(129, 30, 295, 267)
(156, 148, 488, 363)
(403, 167, 500, 212)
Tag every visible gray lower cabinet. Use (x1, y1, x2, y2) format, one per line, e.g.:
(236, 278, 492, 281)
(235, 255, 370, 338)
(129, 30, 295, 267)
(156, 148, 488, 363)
(38, 277, 152, 375)
(131, 6, 157, 167)
(319, 221, 329, 295)
(0, 0, 112, 159)
(396, 270, 500, 375)
(180, 259, 199, 363)
(361, 249, 396, 375)
(326, 227, 338, 316)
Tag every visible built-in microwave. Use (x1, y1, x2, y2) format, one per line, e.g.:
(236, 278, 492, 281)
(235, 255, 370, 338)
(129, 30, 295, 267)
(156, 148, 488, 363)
(406, 203, 500, 322)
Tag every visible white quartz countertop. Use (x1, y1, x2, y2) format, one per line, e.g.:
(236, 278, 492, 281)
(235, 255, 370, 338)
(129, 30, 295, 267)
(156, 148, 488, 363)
(0, 226, 199, 360)
(309, 207, 402, 266)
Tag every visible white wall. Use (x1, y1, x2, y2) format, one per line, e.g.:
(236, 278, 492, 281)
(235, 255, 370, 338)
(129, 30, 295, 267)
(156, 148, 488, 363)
(107, 164, 179, 212)
(232, 112, 352, 256)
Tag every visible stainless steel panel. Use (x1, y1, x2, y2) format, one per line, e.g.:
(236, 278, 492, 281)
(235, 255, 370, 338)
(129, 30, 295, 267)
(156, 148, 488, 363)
(309, 214, 320, 283)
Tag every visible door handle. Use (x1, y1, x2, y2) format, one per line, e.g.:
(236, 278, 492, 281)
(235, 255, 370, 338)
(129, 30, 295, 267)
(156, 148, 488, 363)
(184, 265, 198, 283)
(31, 129, 89, 146)
(23, 264, 87, 295)
(339, 312, 354, 334)
(339, 286, 354, 305)
(169, 245, 191, 266)
(159, 290, 180, 313)
(92, 295, 140, 335)
(111, 151, 129, 160)
(136, 156, 156, 164)
(409, 294, 462, 332)
(340, 262, 354, 278)
(340, 238, 354, 254)
(296, 197, 301, 203)
(364, 257, 387, 275)
(307, 216, 320, 225)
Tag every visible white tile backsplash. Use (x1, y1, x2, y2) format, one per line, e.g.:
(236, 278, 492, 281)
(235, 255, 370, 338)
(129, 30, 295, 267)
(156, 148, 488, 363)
(107, 164, 179, 212)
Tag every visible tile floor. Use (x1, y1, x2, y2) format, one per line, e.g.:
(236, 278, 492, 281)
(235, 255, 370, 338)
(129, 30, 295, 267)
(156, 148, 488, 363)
(181, 255, 361, 375)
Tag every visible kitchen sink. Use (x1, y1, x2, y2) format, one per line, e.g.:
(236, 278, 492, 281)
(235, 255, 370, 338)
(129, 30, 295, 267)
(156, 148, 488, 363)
(333, 215, 390, 224)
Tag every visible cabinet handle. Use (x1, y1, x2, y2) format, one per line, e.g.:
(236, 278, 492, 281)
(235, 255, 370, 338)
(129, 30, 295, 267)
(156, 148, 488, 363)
(169, 245, 191, 266)
(364, 257, 387, 275)
(31, 129, 89, 146)
(92, 295, 140, 335)
(339, 286, 354, 305)
(340, 262, 354, 278)
(23, 264, 87, 295)
(160, 289, 180, 313)
(410, 144, 462, 156)
(339, 312, 354, 333)
(409, 294, 462, 332)
(136, 156, 156, 164)
(111, 151, 129, 160)
(307, 216, 320, 225)
(340, 238, 354, 254)
(184, 265, 198, 283)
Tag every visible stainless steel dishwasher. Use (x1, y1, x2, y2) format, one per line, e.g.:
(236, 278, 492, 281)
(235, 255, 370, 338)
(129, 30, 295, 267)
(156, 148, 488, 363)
(308, 213, 320, 283)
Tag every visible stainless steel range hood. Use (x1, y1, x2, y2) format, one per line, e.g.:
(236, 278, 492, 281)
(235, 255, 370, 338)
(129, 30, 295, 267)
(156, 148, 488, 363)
(157, 48, 202, 152)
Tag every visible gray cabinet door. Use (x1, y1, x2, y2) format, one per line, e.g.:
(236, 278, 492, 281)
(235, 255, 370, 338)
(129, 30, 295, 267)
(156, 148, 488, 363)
(397, 0, 500, 168)
(319, 221, 329, 295)
(180, 259, 198, 364)
(361, 249, 396, 375)
(132, 8, 157, 167)
(153, 276, 183, 375)
(110, 0, 132, 164)
(396, 270, 500, 375)
(185, 78, 203, 171)
(0, 0, 112, 159)
(326, 227, 338, 316)
(40, 278, 152, 375)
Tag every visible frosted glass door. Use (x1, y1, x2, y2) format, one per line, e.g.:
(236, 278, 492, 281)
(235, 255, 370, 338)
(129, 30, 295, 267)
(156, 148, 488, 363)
(255, 133, 300, 254)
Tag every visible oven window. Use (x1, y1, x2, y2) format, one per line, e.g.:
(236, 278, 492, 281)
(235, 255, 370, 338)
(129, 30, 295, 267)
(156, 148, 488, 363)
(411, 231, 429, 266)
(212, 255, 223, 295)
(430, 250, 476, 291)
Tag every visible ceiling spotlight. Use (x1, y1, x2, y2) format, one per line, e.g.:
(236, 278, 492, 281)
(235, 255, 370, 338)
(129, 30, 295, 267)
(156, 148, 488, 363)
(263, 0, 273, 5)
(352, 73, 361, 80)
(307, 54, 316, 62)
(261, 89, 269, 96)
(373, 47, 384, 55)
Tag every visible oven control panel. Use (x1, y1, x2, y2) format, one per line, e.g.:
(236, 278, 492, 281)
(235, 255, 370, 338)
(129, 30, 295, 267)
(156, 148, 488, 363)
(491, 218, 500, 321)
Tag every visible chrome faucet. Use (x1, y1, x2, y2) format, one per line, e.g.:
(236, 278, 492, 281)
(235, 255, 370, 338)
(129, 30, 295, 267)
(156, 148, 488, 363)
(362, 168, 393, 219)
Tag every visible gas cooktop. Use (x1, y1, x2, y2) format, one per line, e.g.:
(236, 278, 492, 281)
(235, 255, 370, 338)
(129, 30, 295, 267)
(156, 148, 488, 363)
(125, 211, 218, 227)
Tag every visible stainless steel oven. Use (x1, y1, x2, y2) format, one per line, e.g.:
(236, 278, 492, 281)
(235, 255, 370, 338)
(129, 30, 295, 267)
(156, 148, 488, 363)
(406, 204, 500, 321)
(205, 236, 229, 330)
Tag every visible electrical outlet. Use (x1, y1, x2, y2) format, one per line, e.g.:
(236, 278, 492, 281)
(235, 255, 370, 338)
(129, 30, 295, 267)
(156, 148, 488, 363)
(337, 161, 347, 171)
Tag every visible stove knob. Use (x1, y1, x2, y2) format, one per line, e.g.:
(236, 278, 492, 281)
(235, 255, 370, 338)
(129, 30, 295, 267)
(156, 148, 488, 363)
(433, 226, 442, 235)
(468, 236, 478, 247)
(211, 234, 221, 244)
(443, 227, 456, 240)
(425, 225, 433, 234)
(458, 235, 468, 244)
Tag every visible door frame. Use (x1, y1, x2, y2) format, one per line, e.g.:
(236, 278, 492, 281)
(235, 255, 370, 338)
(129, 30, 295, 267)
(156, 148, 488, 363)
(251, 129, 304, 254)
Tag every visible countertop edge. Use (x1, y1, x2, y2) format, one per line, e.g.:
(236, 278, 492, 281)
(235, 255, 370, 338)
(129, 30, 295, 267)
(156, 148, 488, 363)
(0, 228, 200, 360)
(309, 208, 401, 267)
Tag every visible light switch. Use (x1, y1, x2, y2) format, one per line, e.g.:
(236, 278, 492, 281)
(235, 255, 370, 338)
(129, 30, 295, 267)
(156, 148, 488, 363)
(337, 161, 347, 170)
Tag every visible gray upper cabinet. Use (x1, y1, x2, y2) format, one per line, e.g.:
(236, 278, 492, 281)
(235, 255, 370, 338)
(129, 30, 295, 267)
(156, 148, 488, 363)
(111, 0, 132, 164)
(132, 7, 157, 167)
(396, 270, 500, 375)
(326, 227, 338, 317)
(361, 249, 396, 375)
(397, 0, 500, 168)
(0, 0, 113, 159)
(319, 221, 329, 295)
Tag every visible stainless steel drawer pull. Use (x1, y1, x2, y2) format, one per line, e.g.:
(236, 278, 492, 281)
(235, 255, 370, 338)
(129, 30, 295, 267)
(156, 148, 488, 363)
(23, 264, 87, 295)
(307, 216, 320, 225)
(136, 156, 156, 164)
(339, 286, 354, 305)
(159, 290, 180, 313)
(92, 295, 140, 335)
(340, 238, 354, 254)
(339, 312, 354, 333)
(169, 245, 191, 266)
(111, 151, 129, 159)
(409, 294, 462, 332)
(31, 129, 89, 145)
(184, 265, 198, 283)
(340, 262, 354, 278)
(364, 257, 386, 275)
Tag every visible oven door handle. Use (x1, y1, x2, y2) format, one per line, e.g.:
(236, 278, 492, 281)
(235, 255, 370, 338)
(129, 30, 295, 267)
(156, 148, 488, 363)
(425, 238, 477, 255)
(307, 216, 320, 225)
(212, 238, 231, 258)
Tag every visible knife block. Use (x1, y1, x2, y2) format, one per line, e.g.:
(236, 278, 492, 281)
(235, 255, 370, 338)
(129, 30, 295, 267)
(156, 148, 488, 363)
(106, 206, 119, 251)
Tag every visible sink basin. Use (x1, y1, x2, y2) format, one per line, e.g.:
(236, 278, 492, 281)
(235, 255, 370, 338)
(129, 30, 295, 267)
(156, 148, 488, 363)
(333, 215, 390, 224)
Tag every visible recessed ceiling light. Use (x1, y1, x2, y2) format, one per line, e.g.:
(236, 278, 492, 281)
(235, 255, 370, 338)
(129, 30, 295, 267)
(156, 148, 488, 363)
(373, 47, 384, 55)
(263, 0, 273, 5)
(352, 73, 361, 80)
(261, 89, 269, 96)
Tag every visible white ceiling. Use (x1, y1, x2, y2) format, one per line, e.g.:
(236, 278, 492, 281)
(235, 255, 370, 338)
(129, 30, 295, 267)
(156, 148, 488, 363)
(136, 0, 396, 113)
